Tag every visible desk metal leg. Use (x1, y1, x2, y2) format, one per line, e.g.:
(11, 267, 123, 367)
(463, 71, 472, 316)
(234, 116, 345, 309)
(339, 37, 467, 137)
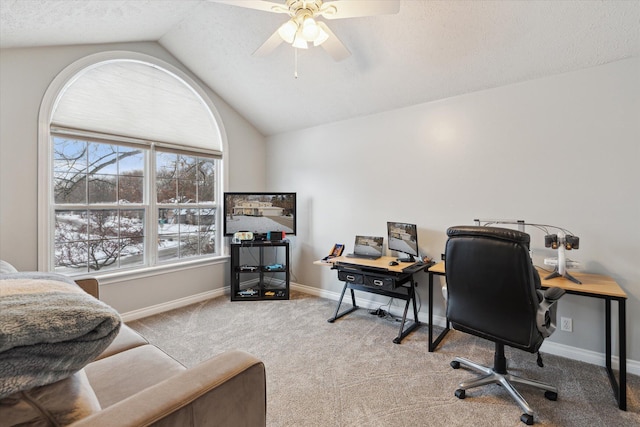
(428, 272, 450, 352)
(619, 299, 627, 410)
(604, 298, 627, 411)
(328, 283, 358, 323)
(392, 281, 420, 344)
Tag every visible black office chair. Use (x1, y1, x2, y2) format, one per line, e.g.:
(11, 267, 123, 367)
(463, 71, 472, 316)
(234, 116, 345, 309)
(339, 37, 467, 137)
(444, 226, 565, 425)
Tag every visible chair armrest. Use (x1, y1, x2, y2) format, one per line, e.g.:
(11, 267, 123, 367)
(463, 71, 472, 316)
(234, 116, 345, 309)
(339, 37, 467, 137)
(536, 287, 566, 338)
(70, 350, 266, 427)
(544, 286, 565, 301)
(74, 278, 99, 299)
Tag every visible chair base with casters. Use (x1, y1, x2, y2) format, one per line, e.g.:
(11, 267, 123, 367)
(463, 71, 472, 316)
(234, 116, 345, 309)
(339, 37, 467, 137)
(450, 342, 558, 425)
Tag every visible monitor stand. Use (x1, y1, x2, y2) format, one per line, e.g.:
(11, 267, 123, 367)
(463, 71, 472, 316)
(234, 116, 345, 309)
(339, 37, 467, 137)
(397, 254, 415, 263)
(544, 243, 582, 284)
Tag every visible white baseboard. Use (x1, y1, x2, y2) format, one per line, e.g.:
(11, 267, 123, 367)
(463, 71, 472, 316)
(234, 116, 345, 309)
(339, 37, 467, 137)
(120, 288, 226, 322)
(291, 282, 640, 376)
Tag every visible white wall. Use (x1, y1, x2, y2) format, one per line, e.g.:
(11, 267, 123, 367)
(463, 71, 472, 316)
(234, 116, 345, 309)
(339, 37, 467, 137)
(0, 42, 266, 313)
(266, 58, 640, 365)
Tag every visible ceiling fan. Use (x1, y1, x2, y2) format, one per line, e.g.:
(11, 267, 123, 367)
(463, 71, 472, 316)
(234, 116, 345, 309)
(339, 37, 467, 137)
(208, 0, 400, 61)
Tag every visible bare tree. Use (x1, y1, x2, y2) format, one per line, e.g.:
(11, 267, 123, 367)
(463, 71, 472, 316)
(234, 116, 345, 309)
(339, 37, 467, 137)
(54, 138, 142, 203)
(54, 138, 215, 270)
(55, 209, 143, 271)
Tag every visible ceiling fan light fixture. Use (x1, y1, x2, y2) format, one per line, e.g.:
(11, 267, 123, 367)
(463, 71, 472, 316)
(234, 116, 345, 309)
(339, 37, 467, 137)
(313, 25, 329, 46)
(292, 28, 308, 49)
(301, 16, 320, 41)
(278, 19, 298, 44)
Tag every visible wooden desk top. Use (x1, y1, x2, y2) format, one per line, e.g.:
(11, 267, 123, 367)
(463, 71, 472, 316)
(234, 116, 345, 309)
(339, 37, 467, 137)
(428, 261, 446, 275)
(314, 255, 418, 273)
(428, 261, 626, 299)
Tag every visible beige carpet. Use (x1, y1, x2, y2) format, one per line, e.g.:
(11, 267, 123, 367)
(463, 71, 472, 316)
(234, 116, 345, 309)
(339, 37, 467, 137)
(128, 291, 639, 426)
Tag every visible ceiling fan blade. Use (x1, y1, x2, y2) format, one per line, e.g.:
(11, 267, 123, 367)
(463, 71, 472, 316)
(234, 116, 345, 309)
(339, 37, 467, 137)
(253, 28, 284, 57)
(207, 0, 289, 14)
(317, 21, 350, 61)
(320, 0, 400, 20)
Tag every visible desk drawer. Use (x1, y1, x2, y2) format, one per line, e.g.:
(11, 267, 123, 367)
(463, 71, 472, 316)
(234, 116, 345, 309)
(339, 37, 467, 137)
(364, 275, 395, 291)
(338, 271, 364, 284)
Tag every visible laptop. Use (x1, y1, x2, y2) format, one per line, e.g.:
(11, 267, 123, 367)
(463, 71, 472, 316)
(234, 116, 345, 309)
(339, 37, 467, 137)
(346, 235, 384, 260)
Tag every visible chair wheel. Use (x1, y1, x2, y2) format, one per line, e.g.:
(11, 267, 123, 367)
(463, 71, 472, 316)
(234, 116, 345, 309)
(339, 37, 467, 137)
(454, 389, 465, 399)
(520, 413, 534, 425)
(544, 390, 558, 401)
(450, 360, 460, 369)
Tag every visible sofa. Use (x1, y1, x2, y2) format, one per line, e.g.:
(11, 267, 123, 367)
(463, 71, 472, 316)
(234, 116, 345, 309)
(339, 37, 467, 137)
(0, 263, 266, 427)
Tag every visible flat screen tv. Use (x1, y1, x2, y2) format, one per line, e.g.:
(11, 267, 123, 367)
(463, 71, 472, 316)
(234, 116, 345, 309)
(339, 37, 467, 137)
(387, 221, 419, 262)
(224, 192, 296, 236)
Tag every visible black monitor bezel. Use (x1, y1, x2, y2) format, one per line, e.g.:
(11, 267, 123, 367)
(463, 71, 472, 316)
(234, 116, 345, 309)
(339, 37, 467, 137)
(223, 192, 297, 236)
(386, 221, 419, 258)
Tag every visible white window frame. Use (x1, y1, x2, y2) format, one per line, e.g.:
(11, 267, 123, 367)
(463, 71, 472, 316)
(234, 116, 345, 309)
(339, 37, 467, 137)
(38, 51, 229, 279)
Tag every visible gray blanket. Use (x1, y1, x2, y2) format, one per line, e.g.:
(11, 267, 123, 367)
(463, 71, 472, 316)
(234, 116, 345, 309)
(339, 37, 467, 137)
(0, 272, 121, 398)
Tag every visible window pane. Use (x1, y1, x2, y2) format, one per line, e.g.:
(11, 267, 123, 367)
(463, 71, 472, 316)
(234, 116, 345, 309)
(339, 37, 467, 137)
(55, 241, 88, 273)
(118, 146, 144, 176)
(55, 210, 87, 245)
(119, 175, 143, 204)
(157, 207, 214, 261)
(121, 236, 144, 268)
(55, 175, 87, 204)
(158, 208, 179, 261)
(158, 242, 179, 262)
(157, 178, 177, 203)
(157, 152, 177, 178)
(55, 209, 88, 272)
(88, 238, 120, 272)
(121, 209, 144, 238)
(179, 209, 199, 257)
(198, 179, 214, 203)
(119, 211, 145, 268)
(88, 210, 119, 239)
(88, 174, 117, 203)
(197, 159, 215, 203)
(199, 208, 216, 254)
(118, 146, 144, 203)
(54, 137, 87, 174)
(178, 155, 197, 180)
(88, 142, 118, 175)
(54, 138, 87, 204)
(178, 179, 196, 203)
(197, 158, 215, 180)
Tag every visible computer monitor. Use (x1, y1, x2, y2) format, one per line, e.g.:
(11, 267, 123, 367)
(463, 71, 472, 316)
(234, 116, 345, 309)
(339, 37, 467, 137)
(223, 192, 296, 236)
(387, 221, 419, 262)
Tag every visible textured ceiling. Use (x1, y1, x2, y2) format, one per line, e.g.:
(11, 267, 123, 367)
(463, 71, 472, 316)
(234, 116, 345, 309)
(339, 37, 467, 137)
(1, 0, 639, 136)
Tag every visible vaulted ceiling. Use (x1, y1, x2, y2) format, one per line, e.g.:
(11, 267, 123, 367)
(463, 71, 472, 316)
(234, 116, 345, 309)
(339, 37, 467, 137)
(1, 0, 639, 136)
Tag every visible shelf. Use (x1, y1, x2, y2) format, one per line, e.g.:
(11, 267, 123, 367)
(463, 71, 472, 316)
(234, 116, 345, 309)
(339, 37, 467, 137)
(230, 241, 290, 301)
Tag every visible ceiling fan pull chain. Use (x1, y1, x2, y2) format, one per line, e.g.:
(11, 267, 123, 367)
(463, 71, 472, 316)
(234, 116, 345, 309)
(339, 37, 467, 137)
(294, 48, 299, 79)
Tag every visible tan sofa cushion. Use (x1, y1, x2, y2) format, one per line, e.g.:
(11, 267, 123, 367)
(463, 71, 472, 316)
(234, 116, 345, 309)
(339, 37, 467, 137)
(94, 324, 148, 361)
(0, 369, 100, 426)
(85, 344, 186, 408)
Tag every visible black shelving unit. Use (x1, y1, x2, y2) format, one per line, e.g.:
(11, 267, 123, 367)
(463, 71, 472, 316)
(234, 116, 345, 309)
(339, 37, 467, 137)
(230, 241, 290, 301)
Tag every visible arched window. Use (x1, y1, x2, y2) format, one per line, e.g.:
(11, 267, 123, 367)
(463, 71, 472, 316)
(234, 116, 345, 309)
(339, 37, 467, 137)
(38, 52, 226, 275)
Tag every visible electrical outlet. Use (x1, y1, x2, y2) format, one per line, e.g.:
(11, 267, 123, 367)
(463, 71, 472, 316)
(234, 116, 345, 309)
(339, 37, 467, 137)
(560, 317, 572, 332)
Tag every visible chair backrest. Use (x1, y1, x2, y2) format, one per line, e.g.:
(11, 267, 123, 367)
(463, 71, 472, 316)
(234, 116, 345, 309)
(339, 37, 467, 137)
(445, 225, 544, 353)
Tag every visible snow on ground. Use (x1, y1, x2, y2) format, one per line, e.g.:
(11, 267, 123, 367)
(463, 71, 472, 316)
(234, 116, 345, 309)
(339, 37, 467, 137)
(226, 215, 293, 234)
(388, 237, 417, 255)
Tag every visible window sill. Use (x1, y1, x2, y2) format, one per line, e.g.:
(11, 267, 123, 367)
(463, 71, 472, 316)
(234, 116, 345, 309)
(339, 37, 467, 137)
(74, 255, 230, 286)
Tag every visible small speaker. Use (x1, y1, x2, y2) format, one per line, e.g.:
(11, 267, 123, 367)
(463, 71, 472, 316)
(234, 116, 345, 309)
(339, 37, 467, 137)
(544, 234, 557, 249)
(565, 235, 579, 250)
(267, 231, 284, 241)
